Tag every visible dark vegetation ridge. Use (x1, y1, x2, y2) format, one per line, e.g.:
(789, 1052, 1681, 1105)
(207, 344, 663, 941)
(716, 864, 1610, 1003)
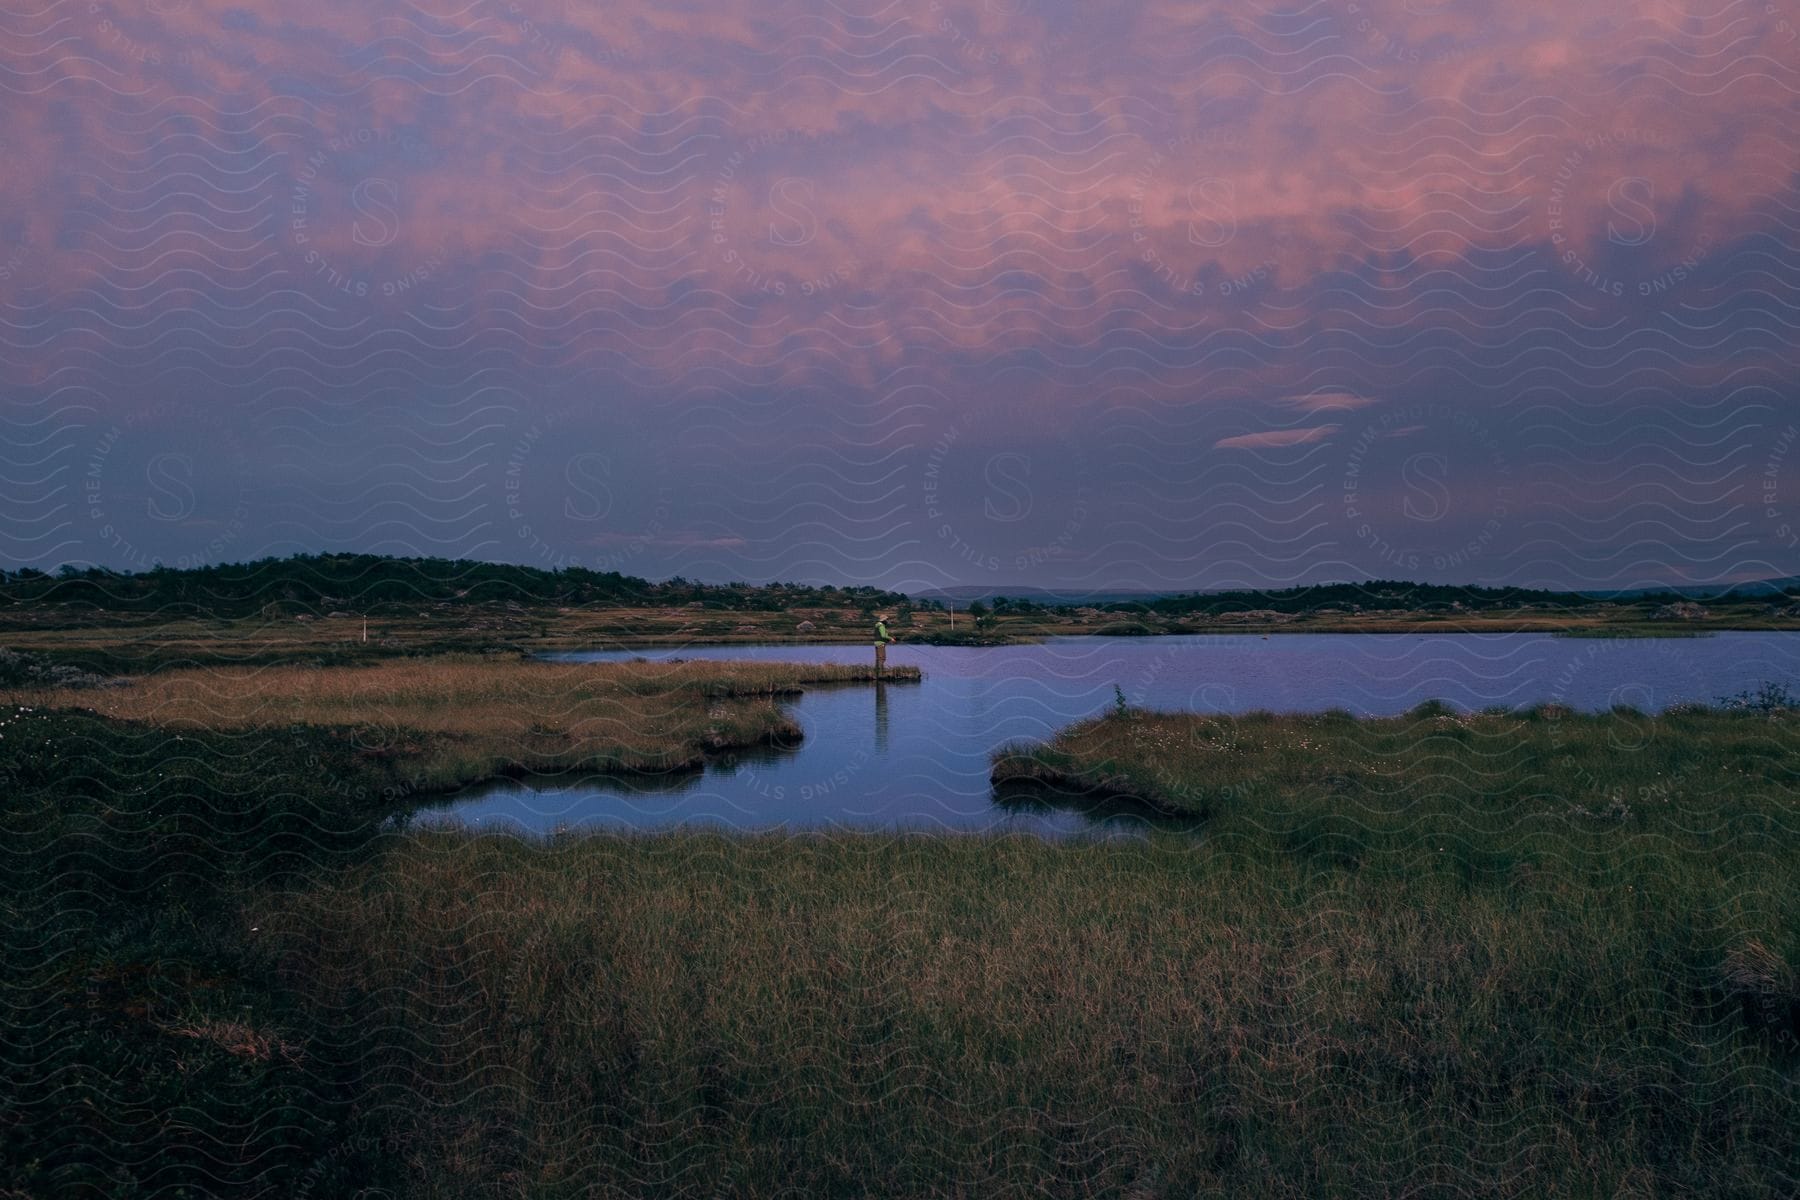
(0, 553, 914, 616)
(1100, 578, 1800, 617)
(7, 553, 1798, 618)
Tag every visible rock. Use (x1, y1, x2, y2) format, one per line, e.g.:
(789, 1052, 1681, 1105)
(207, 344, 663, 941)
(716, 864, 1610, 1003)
(795, 620, 816, 632)
(1653, 601, 1708, 620)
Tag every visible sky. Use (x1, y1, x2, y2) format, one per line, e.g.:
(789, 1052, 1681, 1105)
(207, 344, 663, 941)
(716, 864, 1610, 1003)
(1, 0, 1797, 592)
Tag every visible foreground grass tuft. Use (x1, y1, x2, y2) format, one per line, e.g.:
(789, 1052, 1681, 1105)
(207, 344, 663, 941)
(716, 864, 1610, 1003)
(0, 709, 415, 1199)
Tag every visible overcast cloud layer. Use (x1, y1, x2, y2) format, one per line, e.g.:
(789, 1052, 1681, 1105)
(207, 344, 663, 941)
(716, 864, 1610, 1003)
(2, 0, 1797, 590)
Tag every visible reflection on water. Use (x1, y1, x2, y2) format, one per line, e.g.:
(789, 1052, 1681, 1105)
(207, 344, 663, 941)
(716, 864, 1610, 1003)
(453, 766, 701, 801)
(990, 780, 1206, 836)
(874, 680, 889, 755)
(420, 632, 1800, 838)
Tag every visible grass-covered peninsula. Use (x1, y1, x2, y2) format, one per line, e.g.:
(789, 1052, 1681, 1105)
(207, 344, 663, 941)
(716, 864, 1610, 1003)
(10, 655, 916, 789)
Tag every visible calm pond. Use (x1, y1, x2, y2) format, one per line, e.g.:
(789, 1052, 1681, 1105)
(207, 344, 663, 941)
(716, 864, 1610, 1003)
(424, 632, 1800, 838)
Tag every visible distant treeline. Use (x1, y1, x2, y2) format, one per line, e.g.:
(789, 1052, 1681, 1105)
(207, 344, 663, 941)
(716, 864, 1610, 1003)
(1090, 580, 1800, 617)
(0, 554, 914, 615)
(5, 557, 1793, 618)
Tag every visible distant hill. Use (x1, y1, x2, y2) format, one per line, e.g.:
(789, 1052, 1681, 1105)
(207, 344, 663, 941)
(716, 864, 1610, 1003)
(1587, 577, 1800, 600)
(917, 578, 1800, 611)
(8, 555, 1794, 618)
(0, 554, 911, 617)
(932, 578, 1800, 616)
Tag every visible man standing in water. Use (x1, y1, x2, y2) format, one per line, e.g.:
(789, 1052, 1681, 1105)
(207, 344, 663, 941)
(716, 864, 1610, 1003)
(874, 612, 892, 674)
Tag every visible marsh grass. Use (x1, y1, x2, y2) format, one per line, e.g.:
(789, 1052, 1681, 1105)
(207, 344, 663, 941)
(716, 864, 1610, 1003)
(994, 700, 1797, 819)
(0, 709, 422, 1198)
(235, 701, 1800, 1198)
(7, 679, 1797, 1197)
(3, 589, 1795, 680)
(5, 655, 918, 788)
(254, 818, 1798, 1198)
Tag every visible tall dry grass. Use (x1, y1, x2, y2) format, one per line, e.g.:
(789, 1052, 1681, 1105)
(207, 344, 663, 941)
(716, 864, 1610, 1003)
(8, 655, 916, 784)
(235, 701, 1800, 1197)
(257, 817, 1798, 1198)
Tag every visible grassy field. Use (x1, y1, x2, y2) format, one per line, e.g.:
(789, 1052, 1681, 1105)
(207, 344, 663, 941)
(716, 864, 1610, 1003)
(5, 655, 917, 788)
(0, 657, 916, 1199)
(218, 699, 1797, 1198)
(2, 595, 1796, 678)
(4, 652, 1797, 1197)
(0, 606, 909, 673)
(250, 822, 1797, 1198)
(0, 708, 420, 1199)
(991, 697, 1800, 822)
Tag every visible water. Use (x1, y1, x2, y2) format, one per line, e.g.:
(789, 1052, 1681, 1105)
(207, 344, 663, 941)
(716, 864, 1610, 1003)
(424, 632, 1800, 838)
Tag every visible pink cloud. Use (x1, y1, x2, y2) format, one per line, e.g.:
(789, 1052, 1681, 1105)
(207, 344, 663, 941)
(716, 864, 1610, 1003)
(1214, 425, 1340, 450)
(0, 0, 1791, 378)
(1276, 391, 1381, 414)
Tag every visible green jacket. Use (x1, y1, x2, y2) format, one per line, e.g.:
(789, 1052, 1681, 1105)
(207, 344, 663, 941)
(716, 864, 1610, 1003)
(874, 620, 890, 646)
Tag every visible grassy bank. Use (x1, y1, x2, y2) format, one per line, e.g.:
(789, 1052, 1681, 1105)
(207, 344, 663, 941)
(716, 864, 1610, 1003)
(254, 815, 1797, 1198)
(991, 699, 1800, 824)
(0, 608, 916, 674)
(0, 709, 419, 1198)
(3, 592, 1795, 679)
(237, 700, 1799, 1198)
(0, 657, 913, 1198)
(7, 674, 1798, 1196)
(4, 655, 918, 789)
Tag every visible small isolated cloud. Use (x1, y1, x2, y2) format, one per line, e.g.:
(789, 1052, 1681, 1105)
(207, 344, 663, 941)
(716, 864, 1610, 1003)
(1377, 424, 1428, 439)
(1274, 391, 1381, 414)
(1214, 424, 1339, 450)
